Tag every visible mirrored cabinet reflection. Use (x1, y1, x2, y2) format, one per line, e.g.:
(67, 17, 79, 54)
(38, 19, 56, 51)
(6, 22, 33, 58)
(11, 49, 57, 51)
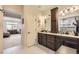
(58, 16, 79, 35)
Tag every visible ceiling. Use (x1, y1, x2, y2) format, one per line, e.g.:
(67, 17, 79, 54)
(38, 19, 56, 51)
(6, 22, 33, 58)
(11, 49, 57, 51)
(33, 5, 79, 15)
(4, 9, 22, 19)
(35, 5, 77, 11)
(3, 5, 79, 18)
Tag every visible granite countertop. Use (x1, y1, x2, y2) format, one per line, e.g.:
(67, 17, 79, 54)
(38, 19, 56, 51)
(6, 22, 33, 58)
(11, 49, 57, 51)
(39, 32, 79, 39)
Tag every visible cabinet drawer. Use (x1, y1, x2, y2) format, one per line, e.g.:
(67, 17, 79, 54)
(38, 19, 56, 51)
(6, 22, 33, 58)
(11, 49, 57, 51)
(47, 35, 55, 42)
(38, 38, 46, 46)
(42, 39, 47, 42)
(41, 41, 47, 46)
(38, 33, 42, 44)
(38, 38, 42, 44)
(47, 42, 55, 50)
(38, 33, 47, 46)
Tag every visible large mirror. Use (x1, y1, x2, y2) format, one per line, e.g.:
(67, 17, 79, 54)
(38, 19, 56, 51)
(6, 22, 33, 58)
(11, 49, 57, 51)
(58, 16, 79, 36)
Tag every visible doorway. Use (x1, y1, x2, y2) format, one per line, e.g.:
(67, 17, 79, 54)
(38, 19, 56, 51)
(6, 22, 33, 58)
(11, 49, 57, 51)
(3, 9, 23, 49)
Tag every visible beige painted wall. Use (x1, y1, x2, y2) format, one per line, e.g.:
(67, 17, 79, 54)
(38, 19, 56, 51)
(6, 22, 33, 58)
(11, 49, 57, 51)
(0, 6, 3, 53)
(23, 6, 42, 47)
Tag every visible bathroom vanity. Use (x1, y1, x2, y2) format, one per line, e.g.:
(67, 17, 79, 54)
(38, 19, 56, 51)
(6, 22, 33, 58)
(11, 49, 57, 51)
(37, 7, 79, 54)
(38, 32, 79, 53)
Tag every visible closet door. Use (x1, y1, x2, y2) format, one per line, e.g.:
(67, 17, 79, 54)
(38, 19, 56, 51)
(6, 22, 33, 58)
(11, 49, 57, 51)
(0, 6, 3, 53)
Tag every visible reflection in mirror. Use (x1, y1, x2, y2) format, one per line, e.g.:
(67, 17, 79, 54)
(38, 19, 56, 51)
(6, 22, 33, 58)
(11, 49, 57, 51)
(58, 16, 79, 36)
(44, 15, 51, 32)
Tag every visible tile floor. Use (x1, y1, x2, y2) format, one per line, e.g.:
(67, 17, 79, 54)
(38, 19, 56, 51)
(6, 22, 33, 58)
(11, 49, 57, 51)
(4, 34, 21, 49)
(56, 45, 77, 54)
(3, 44, 77, 54)
(3, 45, 55, 54)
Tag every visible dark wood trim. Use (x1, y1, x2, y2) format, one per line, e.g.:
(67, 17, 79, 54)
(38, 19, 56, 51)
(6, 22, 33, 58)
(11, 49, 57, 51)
(51, 7, 58, 33)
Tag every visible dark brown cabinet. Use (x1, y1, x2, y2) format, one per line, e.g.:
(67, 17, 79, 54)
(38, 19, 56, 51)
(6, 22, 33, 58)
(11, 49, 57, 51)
(55, 36, 64, 50)
(51, 7, 58, 33)
(47, 42, 55, 50)
(38, 33, 57, 51)
(47, 35, 55, 43)
(38, 33, 63, 51)
(38, 33, 42, 44)
(38, 33, 47, 46)
(63, 37, 77, 49)
(77, 39, 79, 53)
(38, 33, 79, 53)
(46, 35, 56, 51)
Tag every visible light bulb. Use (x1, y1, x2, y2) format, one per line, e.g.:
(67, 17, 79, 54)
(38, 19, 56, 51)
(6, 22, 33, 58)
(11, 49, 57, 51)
(73, 6, 78, 11)
(64, 9, 68, 13)
(44, 16, 47, 19)
(70, 7, 74, 12)
(62, 13, 65, 16)
(60, 11, 63, 14)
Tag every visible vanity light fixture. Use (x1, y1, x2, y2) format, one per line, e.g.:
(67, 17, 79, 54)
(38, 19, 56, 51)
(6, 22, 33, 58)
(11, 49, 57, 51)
(64, 9, 68, 13)
(61, 12, 65, 16)
(73, 6, 79, 11)
(70, 7, 74, 12)
(60, 11, 63, 14)
(60, 6, 79, 16)
(44, 16, 47, 19)
(73, 7, 76, 10)
(60, 11, 65, 16)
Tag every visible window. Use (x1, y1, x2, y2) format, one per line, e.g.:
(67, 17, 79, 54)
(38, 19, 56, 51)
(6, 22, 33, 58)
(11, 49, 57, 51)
(6, 22, 18, 30)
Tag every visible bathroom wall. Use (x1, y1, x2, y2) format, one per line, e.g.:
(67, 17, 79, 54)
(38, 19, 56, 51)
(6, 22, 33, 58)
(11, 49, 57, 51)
(23, 6, 42, 47)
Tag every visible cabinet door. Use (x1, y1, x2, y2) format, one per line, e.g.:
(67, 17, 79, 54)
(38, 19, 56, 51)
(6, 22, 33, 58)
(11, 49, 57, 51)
(77, 50, 79, 54)
(77, 39, 79, 54)
(47, 35, 55, 51)
(47, 35, 55, 43)
(55, 36, 64, 51)
(38, 33, 42, 44)
(63, 37, 77, 49)
(47, 42, 55, 50)
(41, 34, 47, 46)
(38, 33, 47, 46)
